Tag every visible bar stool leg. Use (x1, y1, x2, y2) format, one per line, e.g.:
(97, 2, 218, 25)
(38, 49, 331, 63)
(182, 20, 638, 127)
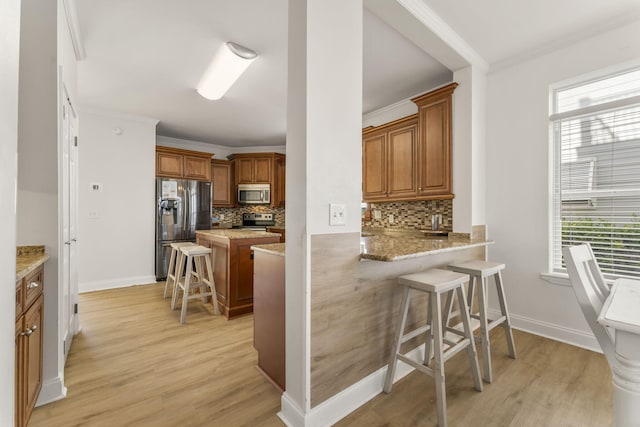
(194, 256, 208, 304)
(431, 291, 447, 427)
(423, 295, 433, 366)
(476, 275, 493, 383)
(180, 255, 193, 324)
(494, 270, 517, 359)
(171, 251, 186, 310)
(383, 287, 411, 393)
(203, 254, 220, 315)
(163, 247, 177, 299)
(457, 286, 483, 391)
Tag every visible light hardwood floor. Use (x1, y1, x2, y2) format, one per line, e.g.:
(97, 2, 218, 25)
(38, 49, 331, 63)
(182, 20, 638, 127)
(30, 283, 613, 427)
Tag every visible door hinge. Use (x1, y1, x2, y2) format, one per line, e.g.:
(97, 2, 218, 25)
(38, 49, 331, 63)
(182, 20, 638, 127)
(63, 339, 66, 354)
(74, 303, 78, 314)
(63, 105, 66, 119)
(74, 136, 78, 147)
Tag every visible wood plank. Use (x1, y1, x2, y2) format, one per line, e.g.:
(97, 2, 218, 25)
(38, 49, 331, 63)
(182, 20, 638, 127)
(28, 283, 283, 427)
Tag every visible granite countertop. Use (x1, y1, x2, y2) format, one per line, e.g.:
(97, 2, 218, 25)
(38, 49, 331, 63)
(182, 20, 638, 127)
(267, 225, 285, 230)
(251, 243, 285, 256)
(16, 245, 49, 281)
(360, 229, 493, 262)
(196, 229, 281, 240)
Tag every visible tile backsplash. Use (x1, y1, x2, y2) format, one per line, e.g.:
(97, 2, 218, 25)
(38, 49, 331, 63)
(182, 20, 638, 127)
(212, 205, 285, 227)
(363, 199, 452, 231)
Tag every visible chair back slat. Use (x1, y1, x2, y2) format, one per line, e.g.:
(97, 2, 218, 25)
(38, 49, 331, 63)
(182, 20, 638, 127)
(563, 243, 616, 367)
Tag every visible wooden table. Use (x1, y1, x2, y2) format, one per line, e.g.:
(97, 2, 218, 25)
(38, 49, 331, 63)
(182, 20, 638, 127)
(598, 278, 640, 427)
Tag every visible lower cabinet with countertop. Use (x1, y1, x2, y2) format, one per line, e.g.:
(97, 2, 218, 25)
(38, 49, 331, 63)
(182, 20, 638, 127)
(251, 243, 285, 392)
(196, 230, 280, 319)
(15, 246, 49, 427)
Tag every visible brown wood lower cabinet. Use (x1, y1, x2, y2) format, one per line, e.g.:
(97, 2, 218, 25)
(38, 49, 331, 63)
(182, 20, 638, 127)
(15, 265, 44, 427)
(253, 249, 285, 391)
(196, 233, 280, 319)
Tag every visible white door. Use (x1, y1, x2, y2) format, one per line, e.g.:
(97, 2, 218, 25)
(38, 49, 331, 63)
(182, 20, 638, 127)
(61, 87, 79, 360)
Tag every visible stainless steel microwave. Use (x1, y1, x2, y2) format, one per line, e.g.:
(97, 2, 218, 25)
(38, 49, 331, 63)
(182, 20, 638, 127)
(237, 183, 271, 204)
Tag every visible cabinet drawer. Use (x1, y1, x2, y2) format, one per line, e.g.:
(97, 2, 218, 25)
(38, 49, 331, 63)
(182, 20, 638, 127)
(24, 267, 43, 310)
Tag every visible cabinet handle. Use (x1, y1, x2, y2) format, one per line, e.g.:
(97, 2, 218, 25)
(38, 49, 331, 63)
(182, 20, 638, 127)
(30, 324, 38, 332)
(21, 328, 33, 337)
(418, 187, 422, 191)
(28, 282, 39, 290)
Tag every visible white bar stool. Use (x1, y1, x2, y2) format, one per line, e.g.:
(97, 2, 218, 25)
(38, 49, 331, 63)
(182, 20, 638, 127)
(447, 260, 516, 383)
(384, 268, 483, 427)
(163, 242, 195, 299)
(170, 245, 220, 324)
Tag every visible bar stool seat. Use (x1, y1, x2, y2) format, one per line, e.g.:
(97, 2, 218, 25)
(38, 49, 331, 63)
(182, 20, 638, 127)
(448, 260, 516, 384)
(384, 268, 483, 427)
(163, 242, 195, 299)
(171, 245, 220, 324)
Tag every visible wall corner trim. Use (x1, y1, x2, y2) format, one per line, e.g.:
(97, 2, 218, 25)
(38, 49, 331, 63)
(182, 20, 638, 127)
(35, 376, 67, 407)
(278, 346, 423, 427)
(62, 0, 86, 61)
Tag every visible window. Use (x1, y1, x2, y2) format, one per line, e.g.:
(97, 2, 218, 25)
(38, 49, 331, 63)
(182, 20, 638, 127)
(551, 66, 640, 279)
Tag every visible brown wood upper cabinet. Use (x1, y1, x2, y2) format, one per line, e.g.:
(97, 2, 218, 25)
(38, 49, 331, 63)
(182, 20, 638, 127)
(228, 153, 285, 208)
(156, 146, 212, 181)
(363, 115, 419, 201)
(362, 82, 457, 202)
(211, 159, 234, 207)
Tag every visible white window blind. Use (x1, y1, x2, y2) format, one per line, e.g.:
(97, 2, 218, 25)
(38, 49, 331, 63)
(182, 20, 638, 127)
(551, 67, 640, 279)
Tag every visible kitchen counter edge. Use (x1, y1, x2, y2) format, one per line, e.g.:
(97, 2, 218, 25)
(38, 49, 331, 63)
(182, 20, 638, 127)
(16, 245, 50, 281)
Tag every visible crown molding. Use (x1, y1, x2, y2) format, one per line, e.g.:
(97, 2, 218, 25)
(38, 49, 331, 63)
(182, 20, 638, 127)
(62, 0, 86, 61)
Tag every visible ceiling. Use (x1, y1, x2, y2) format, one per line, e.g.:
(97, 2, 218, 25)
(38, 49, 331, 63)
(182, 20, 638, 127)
(75, 0, 640, 148)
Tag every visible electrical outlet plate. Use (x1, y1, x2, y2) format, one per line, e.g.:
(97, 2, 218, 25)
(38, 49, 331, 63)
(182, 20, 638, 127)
(329, 203, 346, 226)
(373, 210, 381, 219)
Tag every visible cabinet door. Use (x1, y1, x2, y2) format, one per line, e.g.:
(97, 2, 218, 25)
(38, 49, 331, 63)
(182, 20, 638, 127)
(417, 98, 451, 195)
(156, 152, 183, 178)
(387, 123, 418, 199)
(362, 133, 387, 201)
(23, 294, 43, 426)
(236, 158, 255, 183)
(235, 243, 255, 304)
(16, 316, 23, 427)
(211, 160, 234, 207)
(272, 156, 285, 208)
(253, 157, 272, 183)
(183, 155, 211, 181)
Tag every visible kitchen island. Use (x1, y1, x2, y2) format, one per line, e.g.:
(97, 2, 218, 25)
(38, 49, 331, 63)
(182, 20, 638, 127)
(196, 229, 280, 319)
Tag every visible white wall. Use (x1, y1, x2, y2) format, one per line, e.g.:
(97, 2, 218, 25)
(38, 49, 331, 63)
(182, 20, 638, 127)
(78, 110, 157, 292)
(0, 1, 21, 424)
(486, 20, 640, 349)
(157, 135, 285, 159)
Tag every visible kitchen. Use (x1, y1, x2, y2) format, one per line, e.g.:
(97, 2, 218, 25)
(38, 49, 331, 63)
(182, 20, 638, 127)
(5, 1, 640, 427)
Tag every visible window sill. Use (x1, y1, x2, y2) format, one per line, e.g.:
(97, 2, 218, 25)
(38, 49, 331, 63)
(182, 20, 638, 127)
(540, 272, 571, 287)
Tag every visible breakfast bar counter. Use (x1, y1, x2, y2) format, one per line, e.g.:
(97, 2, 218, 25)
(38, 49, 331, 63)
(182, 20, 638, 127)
(359, 229, 493, 262)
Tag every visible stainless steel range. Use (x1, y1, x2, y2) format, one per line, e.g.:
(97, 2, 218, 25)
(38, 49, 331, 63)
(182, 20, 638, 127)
(232, 213, 276, 231)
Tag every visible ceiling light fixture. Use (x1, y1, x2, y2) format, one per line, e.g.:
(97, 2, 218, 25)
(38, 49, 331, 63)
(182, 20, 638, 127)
(197, 41, 258, 101)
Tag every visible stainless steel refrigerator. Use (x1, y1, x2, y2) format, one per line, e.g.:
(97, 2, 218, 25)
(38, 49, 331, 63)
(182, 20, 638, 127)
(155, 177, 211, 280)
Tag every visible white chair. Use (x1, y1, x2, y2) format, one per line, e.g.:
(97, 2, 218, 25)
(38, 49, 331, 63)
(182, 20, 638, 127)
(383, 269, 483, 427)
(171, 245, 220, 324)
(562, 243, 616, 367)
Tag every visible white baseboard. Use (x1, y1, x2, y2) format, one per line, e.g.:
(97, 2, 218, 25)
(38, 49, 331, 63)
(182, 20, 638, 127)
(278, 346, 424, 427)
(79, 275, 157, 293)
(36, 376, 67, 407)
(488, 308, 601, 353)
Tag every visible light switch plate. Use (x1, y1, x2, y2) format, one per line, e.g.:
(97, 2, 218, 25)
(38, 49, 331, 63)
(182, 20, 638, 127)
(329, 203, 346, 226)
